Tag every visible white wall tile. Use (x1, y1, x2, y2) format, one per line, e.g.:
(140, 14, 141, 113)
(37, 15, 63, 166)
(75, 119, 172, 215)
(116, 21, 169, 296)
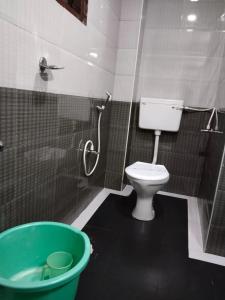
(140, 55, 183, 80)
(145, 0, 183, 29)
(218, 57, 225, 81)
(143, 29, 225, 58)
(88, 0, 120, 47)
(0, 0, 121, 98)
(181, 56, 222, 82)
(115, 49, 137, 75)
(0, 0, 65, 46)
(138, 78, 185, 102)
(118, 21, 140, 49)
(0, 18, 88, 96)
(120, 0, 143, 21)
(179, 30, 225, 58)
(182, 0, 225, 31)
(136, 0, 225, 108)
(56, 53, 89, 97)
(138, 77, 218, 108)
(113, 75, 134, 101)
(87, 64, 115, 98)
(141, 55, 222, 82)
(112, 0, 144, 102)
(0, 0, 119, 74)
(216, 82, 225, 109)
(106, 0, 122, 18)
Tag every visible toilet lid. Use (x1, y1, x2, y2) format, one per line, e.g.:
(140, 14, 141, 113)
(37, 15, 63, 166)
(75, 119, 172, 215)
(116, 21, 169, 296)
(125, 162, 169, 181)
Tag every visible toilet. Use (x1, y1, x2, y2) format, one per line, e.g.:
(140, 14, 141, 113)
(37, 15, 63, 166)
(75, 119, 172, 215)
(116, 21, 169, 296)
(125, 98, 184, 221)
(126, 162, 169, 220)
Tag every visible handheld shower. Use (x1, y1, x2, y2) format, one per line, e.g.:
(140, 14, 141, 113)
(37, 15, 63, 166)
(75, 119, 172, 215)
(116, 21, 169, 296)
(104, 91, 112, 107)
(97, 91, 112, 111)
(83, 91, 112, 176)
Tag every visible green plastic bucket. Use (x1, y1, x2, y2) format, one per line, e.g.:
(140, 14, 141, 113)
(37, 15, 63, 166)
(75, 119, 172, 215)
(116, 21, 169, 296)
(0, 222, 91, 300)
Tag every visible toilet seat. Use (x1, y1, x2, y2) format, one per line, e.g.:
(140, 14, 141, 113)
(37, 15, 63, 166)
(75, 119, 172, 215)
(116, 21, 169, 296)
(125, 161, 169, 182)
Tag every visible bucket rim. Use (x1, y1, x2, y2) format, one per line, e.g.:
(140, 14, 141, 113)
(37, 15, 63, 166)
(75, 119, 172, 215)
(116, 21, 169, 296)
(0, 221, 91, 291)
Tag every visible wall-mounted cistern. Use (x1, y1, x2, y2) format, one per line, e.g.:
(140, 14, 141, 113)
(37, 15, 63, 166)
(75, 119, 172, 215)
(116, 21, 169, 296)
(83, 92, 112, 177)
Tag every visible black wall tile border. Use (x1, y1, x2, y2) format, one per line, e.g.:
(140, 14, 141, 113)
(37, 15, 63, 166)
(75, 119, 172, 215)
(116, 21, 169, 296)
(105, 101, 131, 190)
(2, 86, 225, 258)
(0, 87, 109, 232)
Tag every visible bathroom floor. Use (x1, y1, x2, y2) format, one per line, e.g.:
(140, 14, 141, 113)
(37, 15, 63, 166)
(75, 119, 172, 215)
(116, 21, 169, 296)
(76, 192, 225, 300)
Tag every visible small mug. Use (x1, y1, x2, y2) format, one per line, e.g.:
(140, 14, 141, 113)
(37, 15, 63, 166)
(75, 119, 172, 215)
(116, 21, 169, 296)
(42, 251, 73, 280)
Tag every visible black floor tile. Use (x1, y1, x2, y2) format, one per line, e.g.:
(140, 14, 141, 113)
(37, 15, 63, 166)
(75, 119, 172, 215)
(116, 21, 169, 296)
(76, 191, 225, 300)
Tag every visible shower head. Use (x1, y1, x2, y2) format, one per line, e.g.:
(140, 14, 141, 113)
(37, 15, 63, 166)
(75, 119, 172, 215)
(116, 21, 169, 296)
(96, 91, 112, 112)
(104, 91, 112, 107)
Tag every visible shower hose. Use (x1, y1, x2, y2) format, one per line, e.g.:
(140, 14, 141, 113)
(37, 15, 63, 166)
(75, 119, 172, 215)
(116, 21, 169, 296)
(83, 110, 103, 176)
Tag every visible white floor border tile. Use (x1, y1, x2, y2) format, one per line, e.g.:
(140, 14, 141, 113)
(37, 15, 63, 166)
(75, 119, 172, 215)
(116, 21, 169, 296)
(72, 185, 225, 266)
(71, 185, 133, 230)
(159, 191, 225, 266)
(71, 189, 110, 230)
(187, 196, 225, 266)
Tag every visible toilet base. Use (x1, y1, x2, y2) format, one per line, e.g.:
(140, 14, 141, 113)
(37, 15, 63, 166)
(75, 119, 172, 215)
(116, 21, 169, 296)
(132, 196, 155, 221)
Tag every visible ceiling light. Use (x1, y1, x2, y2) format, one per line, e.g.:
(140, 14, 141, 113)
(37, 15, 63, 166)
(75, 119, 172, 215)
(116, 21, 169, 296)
(89, 52, 98, 59)
(187, 14, 197, 22)
(220, 13, 225, 22)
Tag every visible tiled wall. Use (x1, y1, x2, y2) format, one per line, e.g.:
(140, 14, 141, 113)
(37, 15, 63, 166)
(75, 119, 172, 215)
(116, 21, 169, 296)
(105, 101, 131, 190)
(197, 114, 225, 255)
(113, 0, 143, 102)
(126, 103, 210, 196)
(0, 87, 110, 232)
(205, 144, 225, 256)
(104, 0, 144, 189)
(0, 0, 122, 230)
(135, 0, 225, 108)
(0, 0, 121, 98)
(198, 118, 225, 243)
(105, 99, 212, 196)
(1, 0, 225, 259)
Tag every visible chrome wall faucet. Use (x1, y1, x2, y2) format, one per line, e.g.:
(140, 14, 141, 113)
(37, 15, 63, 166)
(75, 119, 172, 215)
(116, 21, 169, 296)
(39, 57, 64, 73)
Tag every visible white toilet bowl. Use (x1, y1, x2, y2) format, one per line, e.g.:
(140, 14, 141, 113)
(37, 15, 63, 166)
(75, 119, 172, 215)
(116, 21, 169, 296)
(125, 161, 169, 221)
